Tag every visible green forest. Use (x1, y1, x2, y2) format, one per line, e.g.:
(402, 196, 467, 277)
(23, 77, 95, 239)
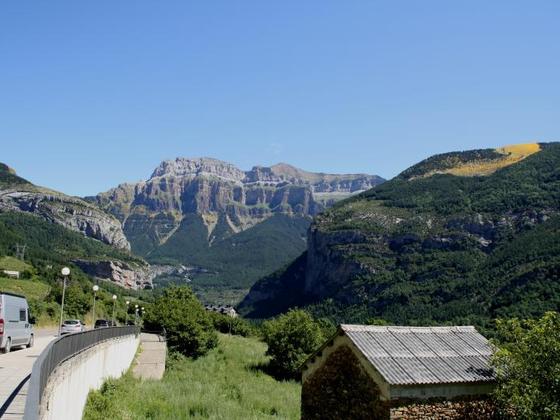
(240, 143, 560, 334)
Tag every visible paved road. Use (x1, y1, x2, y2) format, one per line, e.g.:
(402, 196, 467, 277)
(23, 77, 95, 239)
(0, 329, 57, 419)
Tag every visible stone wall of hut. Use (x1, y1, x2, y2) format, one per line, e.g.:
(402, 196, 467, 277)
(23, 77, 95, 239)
(388, 396, 496, 419)
(301, 345, 389, 420)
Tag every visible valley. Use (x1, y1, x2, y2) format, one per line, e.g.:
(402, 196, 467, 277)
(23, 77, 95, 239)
(90, 157, 384, 302)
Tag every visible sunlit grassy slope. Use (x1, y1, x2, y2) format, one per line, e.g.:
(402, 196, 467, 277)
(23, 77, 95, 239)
(84, 333, 301, 420)
(410, 143, 542, 179)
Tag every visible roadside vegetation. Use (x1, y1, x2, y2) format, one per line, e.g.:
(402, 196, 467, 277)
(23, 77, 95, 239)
(0, 254, 151, 327)
(492, 311, 560, 418)
(144, 286, 217, 358)
(84, 333, 301, 420)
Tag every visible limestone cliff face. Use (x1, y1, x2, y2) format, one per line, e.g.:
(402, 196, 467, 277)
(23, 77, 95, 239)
(303, 226, 370, 300)
(73, 259, 157, 290)
(0, 167, 130, 250)
(92, 157, 384, 256)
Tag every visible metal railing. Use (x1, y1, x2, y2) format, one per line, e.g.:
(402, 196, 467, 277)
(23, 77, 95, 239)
(24, 326, 139, 420)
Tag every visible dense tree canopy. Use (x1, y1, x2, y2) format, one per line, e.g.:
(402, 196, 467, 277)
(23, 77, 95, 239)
(262, 309, 325, 378)
(492, 311, 560, 419)
(144, 286, 217, 358)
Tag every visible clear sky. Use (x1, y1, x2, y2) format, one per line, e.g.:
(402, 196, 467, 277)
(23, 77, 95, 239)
(1, 1, 559, 196)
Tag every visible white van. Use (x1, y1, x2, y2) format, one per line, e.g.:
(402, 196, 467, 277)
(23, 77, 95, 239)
(0, 292, 34, 353)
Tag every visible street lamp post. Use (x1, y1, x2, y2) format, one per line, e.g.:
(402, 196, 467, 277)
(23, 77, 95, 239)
(135, 304, 139, 325)
(125, 300, 130, 324)
(92, 285, 99, 326)
(58, 267, 70, 336)
(111, 295, 117, 326)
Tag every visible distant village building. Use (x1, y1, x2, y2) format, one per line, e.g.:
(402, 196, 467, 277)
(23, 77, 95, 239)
(204, 305, 238, 318)
(301, 325, 496, 419)
(2, 270, 20, 279)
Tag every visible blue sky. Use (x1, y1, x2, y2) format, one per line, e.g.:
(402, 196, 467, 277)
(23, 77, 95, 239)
(1, 1, 559, 196)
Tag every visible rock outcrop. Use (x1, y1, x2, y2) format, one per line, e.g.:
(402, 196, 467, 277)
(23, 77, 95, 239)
(0, 165, 130, 250)
(73, 259, 154, 289)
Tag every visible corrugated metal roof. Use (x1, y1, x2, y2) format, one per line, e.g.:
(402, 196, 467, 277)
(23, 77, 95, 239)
(341, 325, 495, 386)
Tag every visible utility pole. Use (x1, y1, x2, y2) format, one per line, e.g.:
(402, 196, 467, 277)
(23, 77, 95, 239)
(15, 244, 27, 261)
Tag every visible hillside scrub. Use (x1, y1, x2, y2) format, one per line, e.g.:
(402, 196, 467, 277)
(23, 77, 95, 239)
(243, 143, 560, 328)
(144, 286, 217, 357)
(208, 311, 255, 337)
(262, 309, 325, 379)
(84, 333, 300, 420)
(492, 311, 560, 418)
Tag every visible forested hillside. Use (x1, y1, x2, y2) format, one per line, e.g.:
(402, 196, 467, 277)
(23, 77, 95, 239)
(239, 143, 560, 331)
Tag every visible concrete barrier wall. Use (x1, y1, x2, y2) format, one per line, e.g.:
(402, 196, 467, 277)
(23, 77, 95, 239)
(39, 334, 139, 420)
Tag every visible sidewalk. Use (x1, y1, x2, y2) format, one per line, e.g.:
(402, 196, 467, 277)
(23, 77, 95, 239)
(132, 333, 167, 380)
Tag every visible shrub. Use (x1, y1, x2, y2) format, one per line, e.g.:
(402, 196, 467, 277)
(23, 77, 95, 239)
(492, 311, 560, 419)
(144, 286, 217, 358)
(262, 309, 325, 378)
(208, 312, 254, 337)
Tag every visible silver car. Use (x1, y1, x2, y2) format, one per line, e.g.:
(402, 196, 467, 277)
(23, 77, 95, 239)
(60, 319, 84, 335)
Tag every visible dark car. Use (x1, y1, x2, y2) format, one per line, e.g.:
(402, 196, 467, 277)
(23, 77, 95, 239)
(94, 319, 110, 329)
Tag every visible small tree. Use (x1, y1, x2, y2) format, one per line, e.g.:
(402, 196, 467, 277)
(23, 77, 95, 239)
(262, 309, 325, 378)
(144, 286, 217, 358)
(492, 311, 560, 419)
(208, 311, 254, 337)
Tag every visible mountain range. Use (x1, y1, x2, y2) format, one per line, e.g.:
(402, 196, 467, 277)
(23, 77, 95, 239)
(238, 143, 560, 330)
(89, 158, 384, 301)
(0, 158, 384, 298)
(4, 142, 559, 326)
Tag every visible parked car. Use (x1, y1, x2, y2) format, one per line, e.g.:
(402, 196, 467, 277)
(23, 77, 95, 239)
(60, 319, 85, 335)
(0, 292, 34, 353)
(94, 319, 110, 329)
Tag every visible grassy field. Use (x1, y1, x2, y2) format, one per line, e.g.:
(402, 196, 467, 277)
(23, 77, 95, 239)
(0, 256, 33, 272)
(0, 277, 50, 300)
(84, 333, 301, 419)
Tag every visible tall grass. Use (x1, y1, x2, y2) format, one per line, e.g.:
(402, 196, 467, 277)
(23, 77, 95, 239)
(84, 333, 301, 419)
(0, 277, 50, 300)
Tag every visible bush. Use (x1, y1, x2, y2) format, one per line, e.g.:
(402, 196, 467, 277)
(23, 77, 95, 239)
(144, 286, 217, 358)
(492, 311, 560, 419)
(208, 312, 254, 337)
(262, 309, 325, 378)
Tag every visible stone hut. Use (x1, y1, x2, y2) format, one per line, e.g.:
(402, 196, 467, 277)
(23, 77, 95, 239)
(301, 325, 496, 419)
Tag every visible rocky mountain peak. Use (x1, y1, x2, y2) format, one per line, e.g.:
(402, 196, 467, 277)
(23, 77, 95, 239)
(150, 157, 245, 182)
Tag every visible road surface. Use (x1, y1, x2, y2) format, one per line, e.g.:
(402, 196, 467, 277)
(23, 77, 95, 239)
(0, 328, 57, 419)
